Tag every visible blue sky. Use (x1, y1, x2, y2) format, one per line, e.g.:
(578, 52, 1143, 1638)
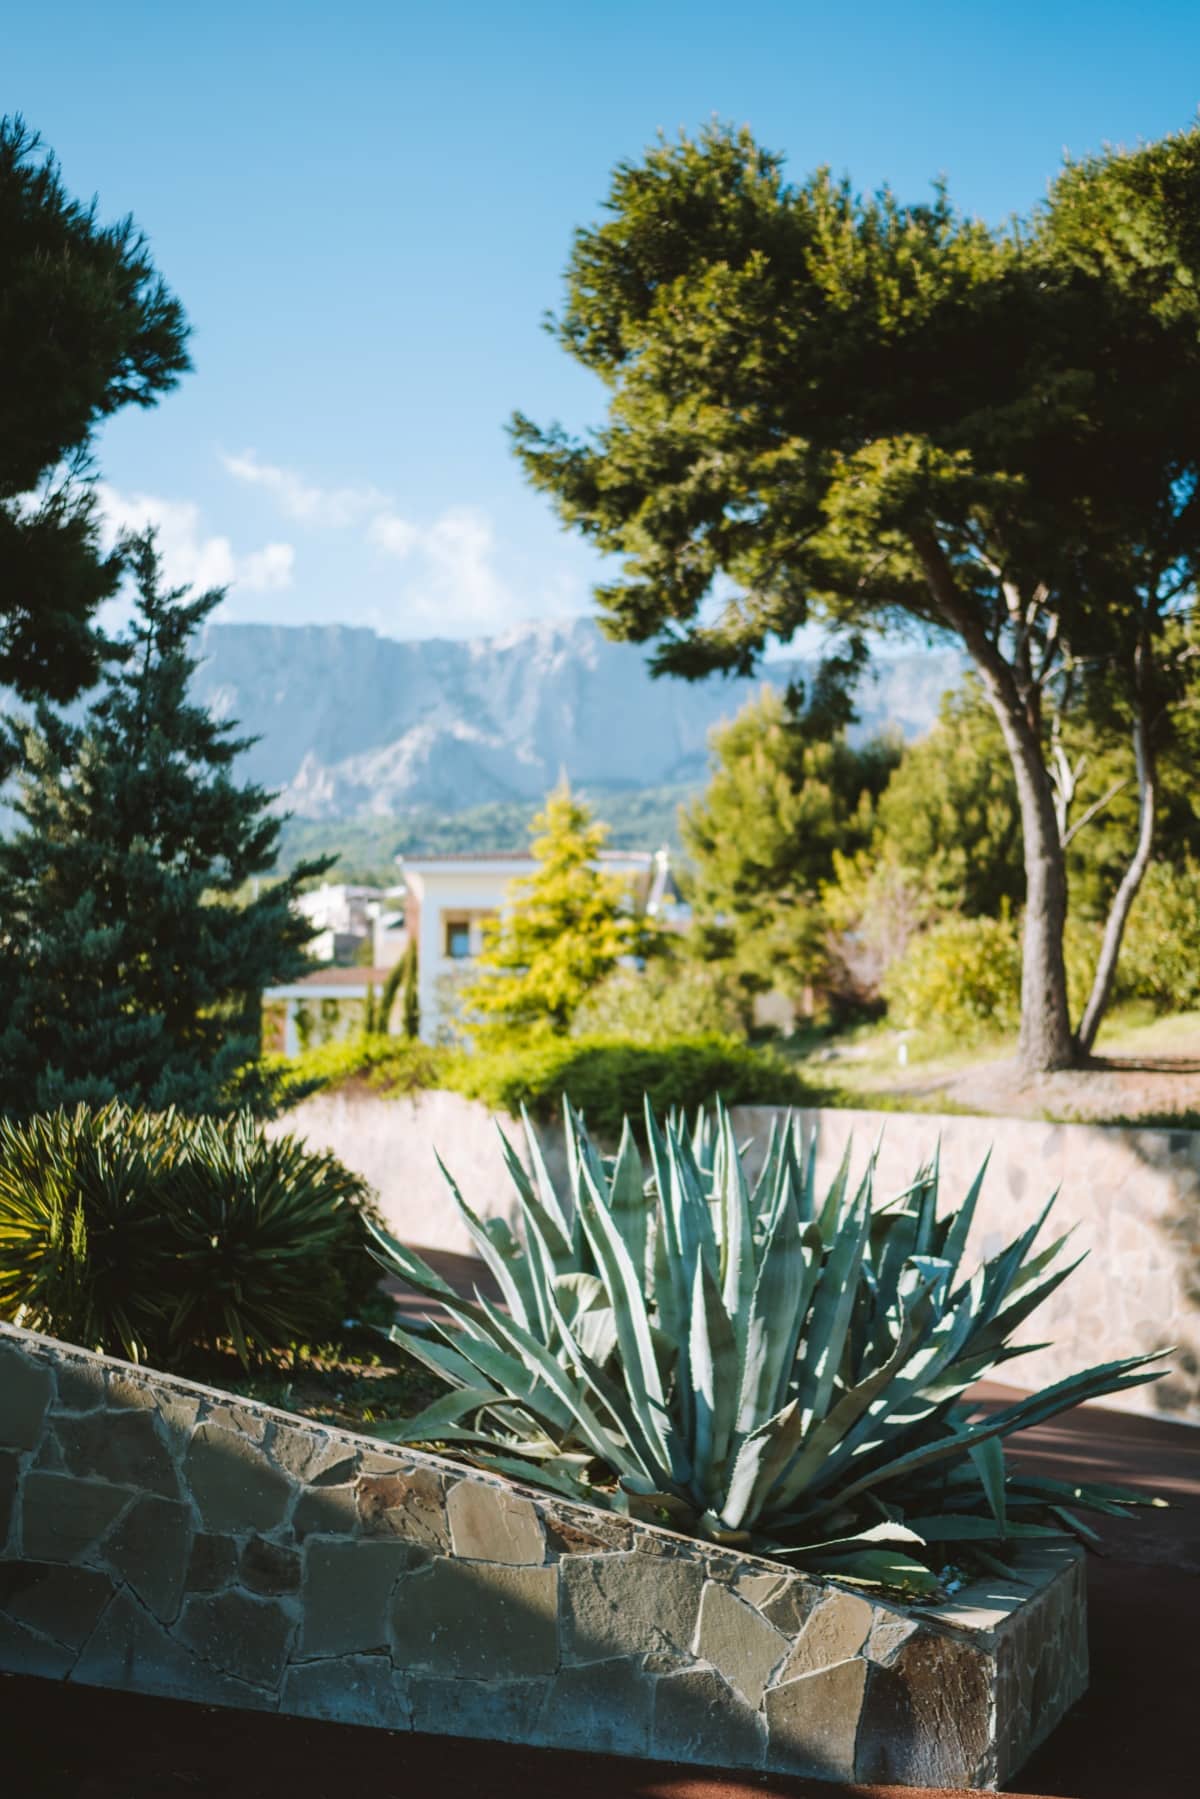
(8, 1, 1200, 642)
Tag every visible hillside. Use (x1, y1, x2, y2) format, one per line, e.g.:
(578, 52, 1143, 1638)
(194, 617, 959, 821)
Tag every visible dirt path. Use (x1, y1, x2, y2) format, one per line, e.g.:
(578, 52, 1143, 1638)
(860, 1043, 1200, 1126)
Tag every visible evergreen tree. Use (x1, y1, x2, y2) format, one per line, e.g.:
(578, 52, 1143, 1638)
(401, 940, 420, 1040)
(0, 532, 327, 1114)
(0, 118, 190, 706)
(461, 781, 646, 1041)
(513, 123, 1200, 1069)
(683, 687, 896, 1003)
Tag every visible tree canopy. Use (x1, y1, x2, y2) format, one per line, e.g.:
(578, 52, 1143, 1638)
(682, 686, 895, 1000)
(461, 781, 648, 1041)
(513, 122, 1200, 1070)
(0, 116, 190, 703)
(0, 534, 325, 1114)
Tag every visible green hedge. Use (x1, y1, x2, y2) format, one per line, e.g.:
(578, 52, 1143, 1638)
(271, 1029, 817, 1140)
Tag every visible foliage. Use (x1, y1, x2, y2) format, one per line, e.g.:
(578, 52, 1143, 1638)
(461, 780, 651, 1041)
(873, 681, 1023, 919)
(883, 916, 1023, 1040)
(448, 1034, 812, 1139)
(823, 848, 937, 1011)
(511, 119, 1200, 1069)
(0, 533, 329, 1116)
(571, 959, 744, 1043)
(682, 687, 897, 1000)
(1118, 860, 1200, 1014)
(371, 1099, 1163, 1588)
(0, 1103, 374, 1365)
(400, 941, 421, 1039)
(264, 1036, 449, 1109)
(275, 785, 693, 887)
(881, 911, 1119, 1043)
(0, 117, 190, 707)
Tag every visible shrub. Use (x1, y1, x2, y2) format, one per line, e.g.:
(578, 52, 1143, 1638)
(263, 1037, 449, 1108)
(571, 962, 744, 1043)
(1118, 859, 1200, 1013)
(448, 1032, 813, 1138)
(883, 913, 1022, 1039)
(0, 1103, 375, 1365)
(370, 1099, 1164, 1592)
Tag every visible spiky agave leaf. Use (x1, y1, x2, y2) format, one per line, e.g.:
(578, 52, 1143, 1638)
(368, 1099, 1170, 1587)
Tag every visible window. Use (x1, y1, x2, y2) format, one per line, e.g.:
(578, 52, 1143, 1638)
(445, 919, 472, 959)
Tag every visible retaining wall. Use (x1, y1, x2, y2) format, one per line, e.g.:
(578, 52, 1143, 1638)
(273, 1091, 1200, 1423)
(0, 1323, 1084, 1787)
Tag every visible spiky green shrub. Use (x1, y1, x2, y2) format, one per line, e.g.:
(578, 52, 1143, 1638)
(0, 1102, 374, 1365)
(370, 1100, 1164, 1592)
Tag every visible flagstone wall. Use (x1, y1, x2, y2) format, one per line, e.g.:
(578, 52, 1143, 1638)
(272, 1091, 1199, 1423)
(1, 1323, 1084, 1787)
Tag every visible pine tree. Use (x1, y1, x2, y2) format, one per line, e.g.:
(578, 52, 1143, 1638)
(0, 532, 327, 1114)
(682, 688, 896, 1002)
(0, 118, 190, 707)
(461, 781, 645, 1041)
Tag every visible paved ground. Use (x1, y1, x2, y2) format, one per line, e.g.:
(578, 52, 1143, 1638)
(4, 1387, 1195, 1799)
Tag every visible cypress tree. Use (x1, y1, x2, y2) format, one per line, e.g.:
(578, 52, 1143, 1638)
(0, 531, 328, 1114)
(401, 939, 420, 1040)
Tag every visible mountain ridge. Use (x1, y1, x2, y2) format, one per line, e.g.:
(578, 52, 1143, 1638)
(194, 616, 960, 819)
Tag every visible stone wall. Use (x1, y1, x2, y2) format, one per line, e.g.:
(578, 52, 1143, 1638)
(0, 1324, 1085, 1787)
(273, 1090, 1199, 1424)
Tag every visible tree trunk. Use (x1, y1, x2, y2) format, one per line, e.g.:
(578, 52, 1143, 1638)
(1007, 734, 1077, 1072)
(1076, 701, 1156, 1055)
(910, 532, 1077, 1073)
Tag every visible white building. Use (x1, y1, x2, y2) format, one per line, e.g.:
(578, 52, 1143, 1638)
(399, 847, 685, 1043)
(293, 881, 410, 969)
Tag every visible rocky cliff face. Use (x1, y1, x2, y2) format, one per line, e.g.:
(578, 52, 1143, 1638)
(190, 617, 956, 817)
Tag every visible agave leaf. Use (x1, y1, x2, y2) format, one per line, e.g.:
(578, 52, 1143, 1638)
(720, 1400, 805, 1531)
(473, 1452, 596, 1503)
(938, 1151, 991, 1286)
(432, 1152, 535, 1331)
(496, 1125, 574, 1266)
(791, 1546, 942, 1598)
(804, 1348, 1168, 1523)
(364, 1217, 462, 1299)
(816, 1137, 854, 1245)
(473, 1290, 649, 1480)
(901, 1514, 1064, 1542)
(688, 1251, 739, 1501)
(370, 1386, 507, 1441)
(716, 1106, 757, 1366)
(608, 1120, 651, 1284)
(968, 1434, 1007, 1535)
(774, 1519, 927, 1555)
(575, 1149, 680, 1481)
(732, 1165, 814, 1438)
(792, 1163, 874, 1426)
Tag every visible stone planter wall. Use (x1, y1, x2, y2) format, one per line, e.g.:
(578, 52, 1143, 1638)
(1, 1324, 1085, 1787)
(273, 1091, 1199, 1423)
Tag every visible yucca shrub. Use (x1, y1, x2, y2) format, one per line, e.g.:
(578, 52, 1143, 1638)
(370, 1099, 1164, 1593)
(0, 1103, 374, 1365)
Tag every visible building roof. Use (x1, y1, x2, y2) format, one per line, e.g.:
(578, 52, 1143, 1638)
(264, 966, 392, 996)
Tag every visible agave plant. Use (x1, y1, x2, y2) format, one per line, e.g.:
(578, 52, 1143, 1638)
(369, 1098, 1165, 1592)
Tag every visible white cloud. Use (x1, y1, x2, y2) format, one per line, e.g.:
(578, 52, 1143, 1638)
(221, 450, 386, 527)
(96, 484, 295, 595)
(369, 505, 517, 628)
(219, 450, 592, 635)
